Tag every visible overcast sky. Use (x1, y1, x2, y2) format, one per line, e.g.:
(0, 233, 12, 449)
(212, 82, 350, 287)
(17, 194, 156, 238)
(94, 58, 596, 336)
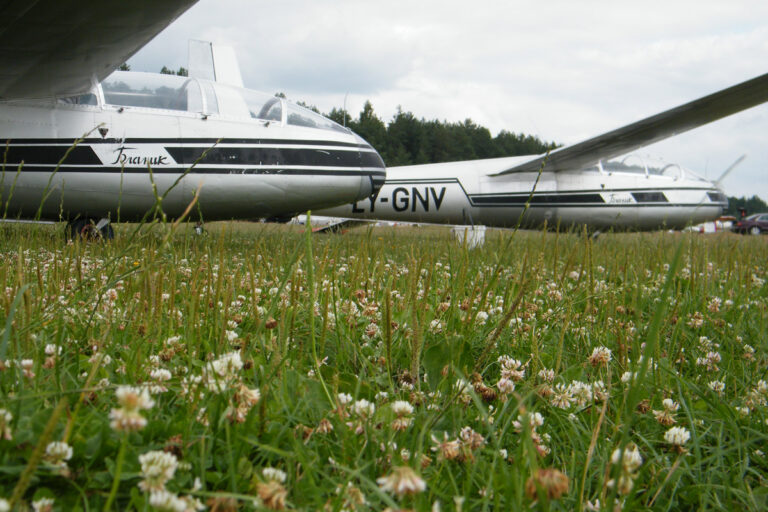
(129, 0, 768, 200)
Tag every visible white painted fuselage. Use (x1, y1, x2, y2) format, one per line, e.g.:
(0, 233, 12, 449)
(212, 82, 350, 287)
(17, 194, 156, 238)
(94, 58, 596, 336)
(0, 72, 385, 223)
(318, 157, 727, 230)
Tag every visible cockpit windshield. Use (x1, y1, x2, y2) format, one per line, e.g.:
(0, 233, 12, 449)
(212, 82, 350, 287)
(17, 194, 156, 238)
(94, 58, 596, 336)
(102, 71, 203, 112)
(287, 103, 348, 133)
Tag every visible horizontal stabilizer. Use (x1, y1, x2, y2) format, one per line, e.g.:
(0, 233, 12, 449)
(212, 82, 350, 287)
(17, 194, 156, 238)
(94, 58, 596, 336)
(492, 72, 768, 176)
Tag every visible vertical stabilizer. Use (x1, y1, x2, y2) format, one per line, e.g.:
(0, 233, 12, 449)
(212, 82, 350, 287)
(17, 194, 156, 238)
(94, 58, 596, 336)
(188, 39, 244, 87)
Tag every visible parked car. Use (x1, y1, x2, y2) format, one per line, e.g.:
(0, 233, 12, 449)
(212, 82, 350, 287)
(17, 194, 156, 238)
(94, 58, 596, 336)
(732, 213, 768, 235)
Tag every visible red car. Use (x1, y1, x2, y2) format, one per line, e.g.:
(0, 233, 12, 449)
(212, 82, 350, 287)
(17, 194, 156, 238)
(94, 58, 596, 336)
(732, 213, 768, 235)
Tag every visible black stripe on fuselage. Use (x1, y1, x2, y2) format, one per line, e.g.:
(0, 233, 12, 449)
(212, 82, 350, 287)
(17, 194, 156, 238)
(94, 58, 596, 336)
(164, 147, 385, 168)
(470, 193, 605, 205)
(2, 143, 385, 170)
(2, 145, 101, 165)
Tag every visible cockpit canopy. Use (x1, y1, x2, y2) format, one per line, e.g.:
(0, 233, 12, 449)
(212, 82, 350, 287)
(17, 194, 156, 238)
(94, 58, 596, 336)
(584, 154, 712, 183)
(96, 71, 349, 133)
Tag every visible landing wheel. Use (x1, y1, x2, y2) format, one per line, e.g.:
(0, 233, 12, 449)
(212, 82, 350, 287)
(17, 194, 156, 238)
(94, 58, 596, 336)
(67, 218, 114, 241)
(749, 226, 762, 235)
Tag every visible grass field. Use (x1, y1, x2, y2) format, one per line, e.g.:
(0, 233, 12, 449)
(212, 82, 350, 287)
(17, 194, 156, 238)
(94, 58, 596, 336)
(0, 221, 766, 511)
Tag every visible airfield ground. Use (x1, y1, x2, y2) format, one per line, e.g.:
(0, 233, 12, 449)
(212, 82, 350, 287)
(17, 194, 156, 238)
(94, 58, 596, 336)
(0, 222, 766, 510)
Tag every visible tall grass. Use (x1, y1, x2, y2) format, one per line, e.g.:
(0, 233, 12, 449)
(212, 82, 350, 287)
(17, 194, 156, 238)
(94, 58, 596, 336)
(0, 221, 766, 510)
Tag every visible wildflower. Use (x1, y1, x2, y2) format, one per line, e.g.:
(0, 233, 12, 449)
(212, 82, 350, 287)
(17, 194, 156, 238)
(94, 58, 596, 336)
(695, 351, 721, 372)
(664, 426, 691, 452)
(138, 450, 178, 491)
(429, 319, 443, 333)
(653, 398, 679, 426)
(708, 380, 725, 396)
(391, 400, 414, 417)
(149, 368, 172, 393)
(110, 386, 155, 432)
(498, 356, 525, 381)
(687, 312, 704, 329)
(525, 468, 569, 500)
(538, 368, 555, 382)
(351, 399, 375, 419)
(497, 377, 515, 395)
(610, 443, 643, 473)
(148, 489, 186, 512)
(262, 467, 287, 483)
(0, 498, 8, 512)
(550, 383, 572, 409)
(568, 381, 592, 406)
(44, 441, 73, 469)
(377, 466, 426, 497)
(391, 400, 414, 431)
(620, 371, 636, 384)
(592, 381, 609, 402)
(203, 351, 243, 392)
(256, 467, 288, 510)
(475, 311, 489, 325)
(31, 498, 54, 512)
(459, 426, 485, 450)
(588, 346, 612, 367)
(0, 409, 12, 440)
(431, 432, 461, 461)
(20, 359, 35, 378)
(337, 393, 353, 406)
(315, 418, 334, 434)
(337, 482, 367, 510)
(454, 378, 472, 404)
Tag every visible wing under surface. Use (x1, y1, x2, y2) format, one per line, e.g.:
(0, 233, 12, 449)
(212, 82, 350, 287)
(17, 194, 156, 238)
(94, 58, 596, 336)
(0, 0, 198, 100)
(492, 72, 768, 176)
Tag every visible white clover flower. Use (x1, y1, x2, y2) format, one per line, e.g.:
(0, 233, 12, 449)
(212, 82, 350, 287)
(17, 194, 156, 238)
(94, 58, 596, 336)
(150, 368, 172, 382)
(44, 441, 73, 468)
(391, 400, 414, 417)
(148, 489, 186, 512)
(497, 377, 515, 394)
(588, 346, 612, 366)
(569, 380, 593, 406)
(377, 466, 426, 496)
(664, 426, 691, 447)
(115, 386, 155, 411)
(0, 498, 9, 512)
(262, 467, 287, 483)
(110, 386, 154, 432)
(31, 498, 54, 512)
(44, 344, 62, 356)
(203, 351, 243, 392)
(352, 399, 375, 419)
(139, 450, 179, 491)
(610, 444, 643, 473)
(708, 380, 725, 395)
(337, 393, 353, 406)
(0, 408, 12, 440)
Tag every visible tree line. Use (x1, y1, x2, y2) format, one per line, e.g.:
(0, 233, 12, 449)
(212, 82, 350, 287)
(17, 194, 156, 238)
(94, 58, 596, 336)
(316, 100, 558, 167)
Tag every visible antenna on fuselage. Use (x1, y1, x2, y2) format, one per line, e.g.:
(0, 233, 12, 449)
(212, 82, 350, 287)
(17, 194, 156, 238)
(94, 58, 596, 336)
(343, 92, 349, 128)
(714, 154, 746, 188)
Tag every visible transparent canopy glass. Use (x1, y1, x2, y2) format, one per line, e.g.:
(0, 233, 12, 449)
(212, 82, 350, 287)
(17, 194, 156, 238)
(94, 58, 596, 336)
(102, 71, 203, 112)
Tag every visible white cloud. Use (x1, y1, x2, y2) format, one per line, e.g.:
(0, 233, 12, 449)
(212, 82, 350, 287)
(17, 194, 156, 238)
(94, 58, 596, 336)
(129, 0, 768, 200)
